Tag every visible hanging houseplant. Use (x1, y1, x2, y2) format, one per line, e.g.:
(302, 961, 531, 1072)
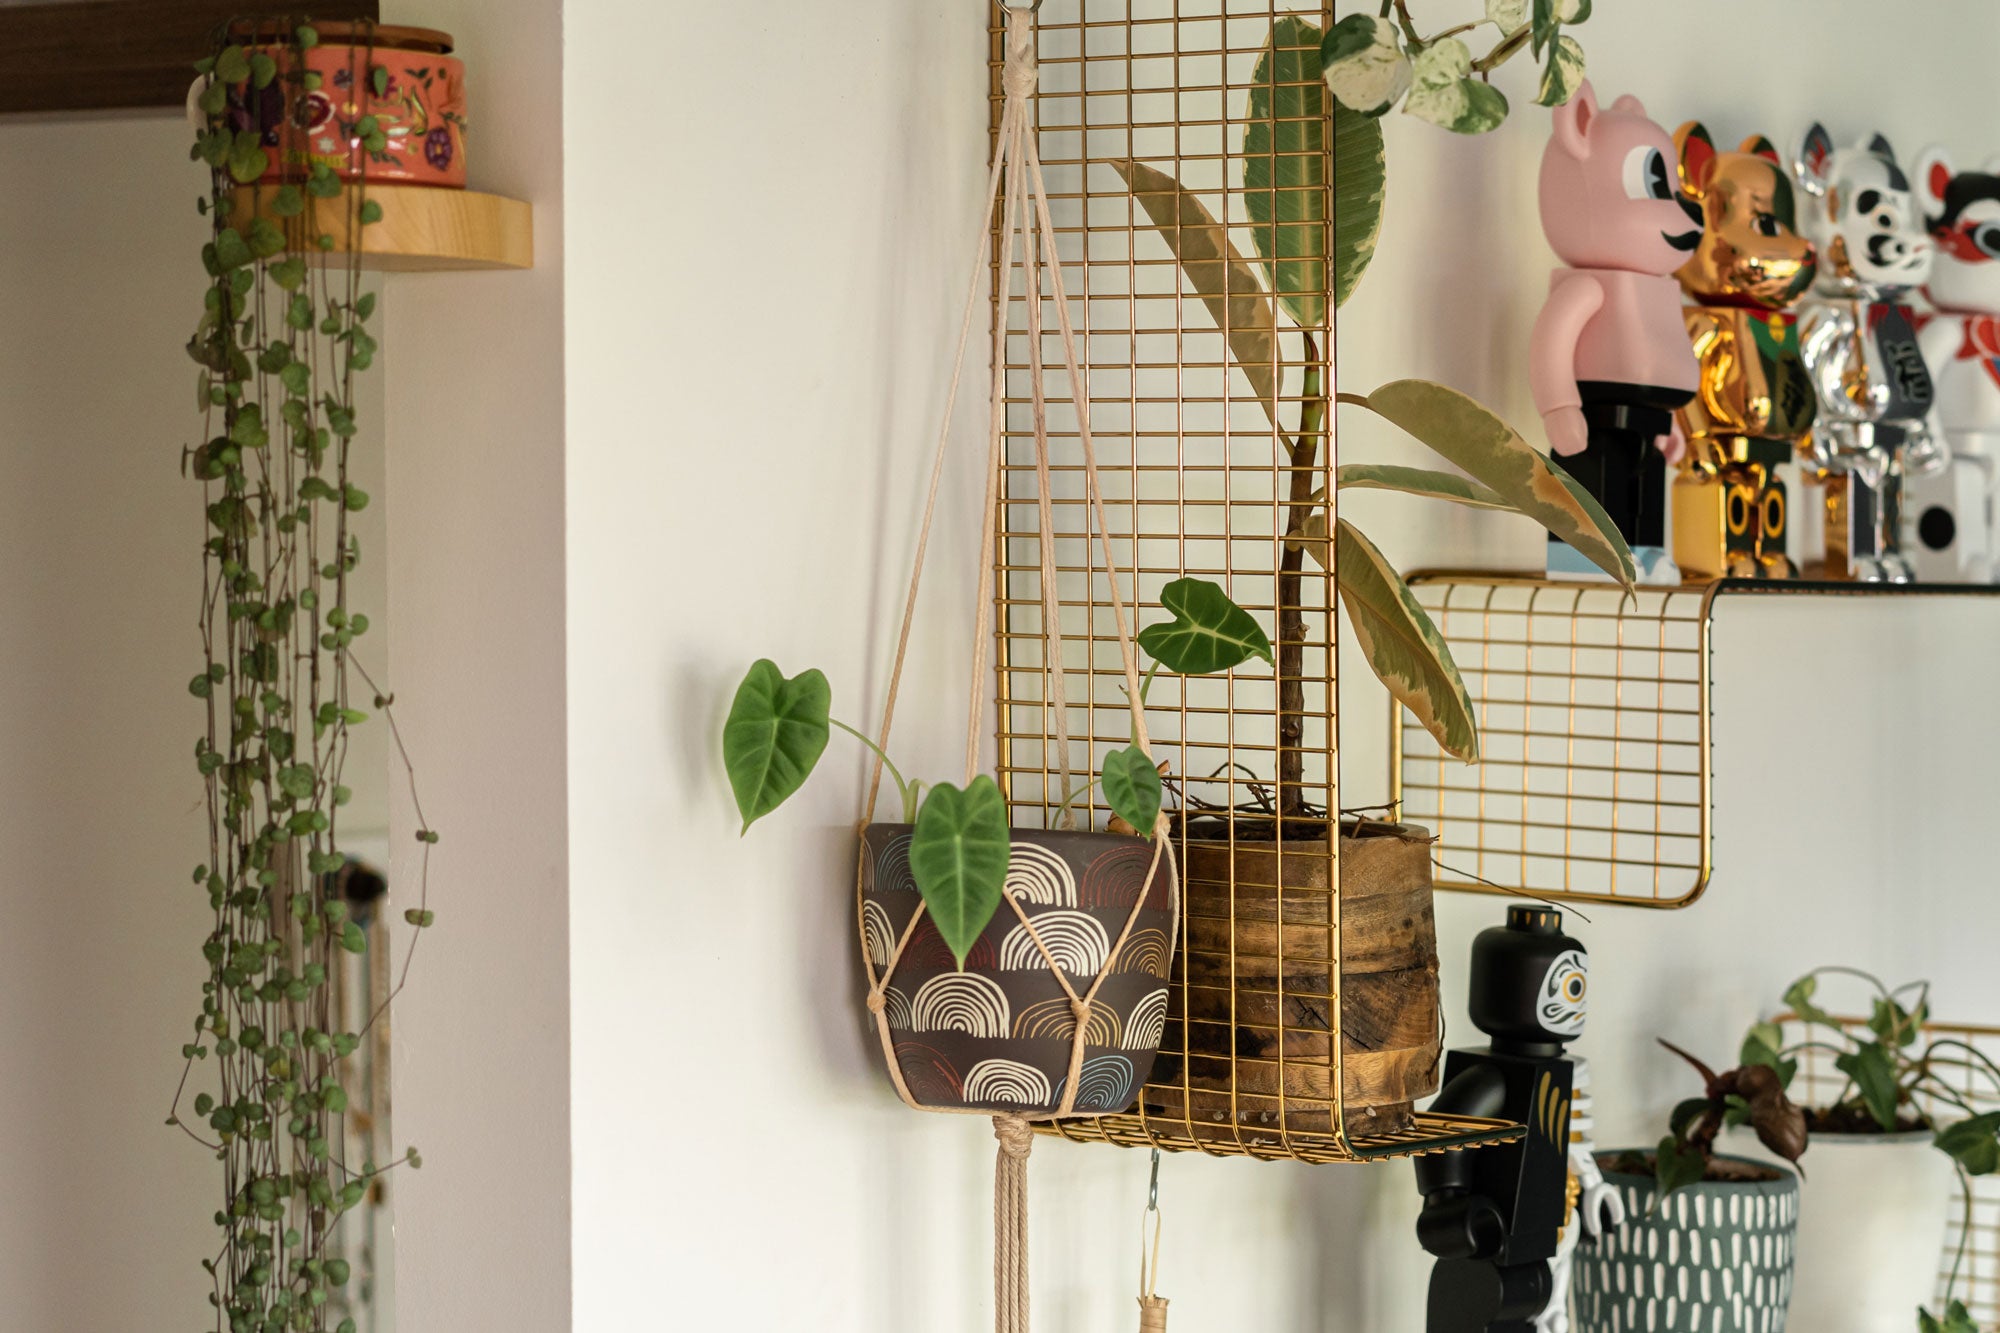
(175, 21, 436, 1332)
(1108, 12, 1635, 1140)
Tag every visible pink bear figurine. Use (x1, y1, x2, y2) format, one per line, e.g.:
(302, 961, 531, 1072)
(1532, 81, 1704, 583)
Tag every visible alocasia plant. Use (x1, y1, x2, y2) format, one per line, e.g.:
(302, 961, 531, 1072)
(723, 578, 1271, 966)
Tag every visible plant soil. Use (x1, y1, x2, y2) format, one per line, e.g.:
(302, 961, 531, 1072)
(1174, 814, 1424, 844)
(1804, 1104, 1931, 1135)
(1603, 1151, 1788, 1185)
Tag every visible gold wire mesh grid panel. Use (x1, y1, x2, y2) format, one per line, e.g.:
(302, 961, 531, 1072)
(1786, 1017, 2000, 1330)
(989, 1, 1515, 1161)
(1391, 576, 1715, 909)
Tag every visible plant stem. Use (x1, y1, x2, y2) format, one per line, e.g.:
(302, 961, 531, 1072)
(831, 718, 919, 823)
(1472, 23, 1533, 72)
(1277, 333, 1329, 818)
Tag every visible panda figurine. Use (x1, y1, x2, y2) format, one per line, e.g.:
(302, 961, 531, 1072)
(1415, 907, 1591, 1333)
(1792, 124, 1945, 582)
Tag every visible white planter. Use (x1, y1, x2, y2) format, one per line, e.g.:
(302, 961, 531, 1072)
(1749, 1130, 1955, 1332)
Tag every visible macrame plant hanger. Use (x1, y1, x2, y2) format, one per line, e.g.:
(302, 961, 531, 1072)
(849, 4, 1182, 1332)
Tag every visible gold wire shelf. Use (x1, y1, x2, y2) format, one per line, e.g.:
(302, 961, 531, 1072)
(1390, 574, 2000, 911)
(1787, 1016, 2000, 1330)
(987, 0, 1512, 1163)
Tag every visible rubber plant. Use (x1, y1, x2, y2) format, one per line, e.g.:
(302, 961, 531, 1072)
(1114, 13, 1631, 811)
(724, 578, 1270, 964)
(177, 22, 434, 1333)
(1743, 969, 2000, 1331)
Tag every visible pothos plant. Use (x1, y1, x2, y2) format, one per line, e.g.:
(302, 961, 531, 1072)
(724, 578, 1271, 966)
(1323, 0, 1594, 134)
(176, 22, 435, 1333)
(1742, 969, 2000, 1332)
(1113, 13, 1630, 810)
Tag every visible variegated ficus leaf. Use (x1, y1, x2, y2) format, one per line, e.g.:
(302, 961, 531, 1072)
(1336, 463, 1511, 510)
(1246, 17, 1329, 328)
(1333, 519, 1480, 761)
(1111, 158, 1282, 427)
(1333, 102, 1387, 308)
(1350, 379, 1636, 587)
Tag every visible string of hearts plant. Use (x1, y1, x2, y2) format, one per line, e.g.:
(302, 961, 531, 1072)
(1115, 13, 1632, 813)
(176, 21, 435, 1333)
(724, 577, 1272, 963)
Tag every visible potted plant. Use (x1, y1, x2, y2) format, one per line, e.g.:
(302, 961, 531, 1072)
(176, 25, 435, 1333)
(724, 577, 1272, 1117)
(1573, 1041, 1808, 1333)
(1738, 969, 2000, 1333)
(1107, 13, 1635, 1139)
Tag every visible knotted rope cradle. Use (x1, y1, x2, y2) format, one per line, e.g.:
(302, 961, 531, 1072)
(850, 4, 1181, 1331)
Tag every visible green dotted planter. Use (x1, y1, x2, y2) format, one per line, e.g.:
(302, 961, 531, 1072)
(1574, 1153, 1798, 1333)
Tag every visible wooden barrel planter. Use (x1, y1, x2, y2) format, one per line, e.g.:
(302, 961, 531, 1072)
(1147, 820, 1441, 1140)
(860, 824, 1176, 1117)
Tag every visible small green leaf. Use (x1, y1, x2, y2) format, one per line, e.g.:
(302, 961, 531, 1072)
(1654, 1132, 1707, 1199)
(1351, 380, 1635, 587)
(270, 185, 305, 219)
(1136, 577, 1274, 676)
(1331, 518, 1480, 762)
(722, 661, 832, 831)
(909, 778, 1011, 969)
(1667, 1096, 1708, 1138)
(1486, 0, 1529, 26)
(371, 65, 390, 97)
(1100, 745, 1163, 835)
(199, 78, 229, 117)
(359, 199, 384, 226)
(340, 921, 366, 954)
(1834, 1041, 1901, 1131)
(1935, 1113, 2000, 1176)
(1784, 974, 1838, 1029)
(214, 45, 252, 84)
(1336, 464, 1509, 510)
(404, 909, 437, 928)
(1535, 34, 1586, 107)
(213, 228, 252, 272)
(249, 52, 278, 89)
(281, 362, 311, 395)
(228, 133, 270, 186)
(296, 24, 320, 49)
(1531, 0, 1558, 55)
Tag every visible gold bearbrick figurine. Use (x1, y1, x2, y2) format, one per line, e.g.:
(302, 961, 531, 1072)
(1673, 124, 1820, 579)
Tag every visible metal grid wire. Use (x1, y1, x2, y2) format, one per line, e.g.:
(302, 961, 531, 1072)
(989, 0, 1516, 1162)
(1391, 576, 1714, 909)
(1787, 1018, 2000, 1330)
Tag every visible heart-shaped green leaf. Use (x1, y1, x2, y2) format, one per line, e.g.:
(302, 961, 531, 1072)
(722, 660, 831, 832)
(1100, 745, 1163, 835)
(1353, 379, 1635, 588)
(1834, 1041, 1901, 1131)
(1784, 974, 1837, 1029)
(1245, 17, 1329, 328)
(1137, 577, 1274, 677)
(1111, 159, 1282, 428)
(1321, 15, 1411, 119)
(1653, 1132, 1708, 1200)
(1535, 34, 1586, 108)
(1333, 519, 1480, 762)
(1935, 1112, 2000, 1177)
(1336, 464, 1510, 510)
(909, 778, 1011, 968)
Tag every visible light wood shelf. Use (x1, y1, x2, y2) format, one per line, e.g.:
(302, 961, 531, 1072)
(228, 184, 532, 273)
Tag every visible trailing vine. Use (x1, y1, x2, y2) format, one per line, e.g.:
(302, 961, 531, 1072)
(175, 18, 436, 1332)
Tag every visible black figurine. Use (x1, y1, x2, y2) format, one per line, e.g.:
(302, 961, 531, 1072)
(1415, 906, 1590, 1333)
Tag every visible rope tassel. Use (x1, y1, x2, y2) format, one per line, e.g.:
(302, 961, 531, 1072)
(993, 1114, 1034, 1333)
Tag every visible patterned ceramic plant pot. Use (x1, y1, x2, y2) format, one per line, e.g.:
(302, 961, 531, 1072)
(1573, 1153, 1798, 1333)
(860, 824, 1174, 1116)
(225, 22, 468, 188)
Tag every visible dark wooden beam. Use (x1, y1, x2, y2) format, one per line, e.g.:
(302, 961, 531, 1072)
(0, 1, 380, 116)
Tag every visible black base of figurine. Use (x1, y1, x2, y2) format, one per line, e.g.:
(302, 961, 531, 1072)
(1547, 382, 1691, 551)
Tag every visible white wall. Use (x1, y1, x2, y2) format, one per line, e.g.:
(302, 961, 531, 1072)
(571, 1, 2000, 1330)
(385, 0, 572, 1328)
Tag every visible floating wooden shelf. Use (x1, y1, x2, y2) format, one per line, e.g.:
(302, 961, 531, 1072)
(228, 185, 533, 273)
(1390, 574, 2000, 911)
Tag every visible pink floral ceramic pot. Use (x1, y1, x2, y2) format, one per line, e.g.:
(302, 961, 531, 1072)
(226, 22, 467, 189)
